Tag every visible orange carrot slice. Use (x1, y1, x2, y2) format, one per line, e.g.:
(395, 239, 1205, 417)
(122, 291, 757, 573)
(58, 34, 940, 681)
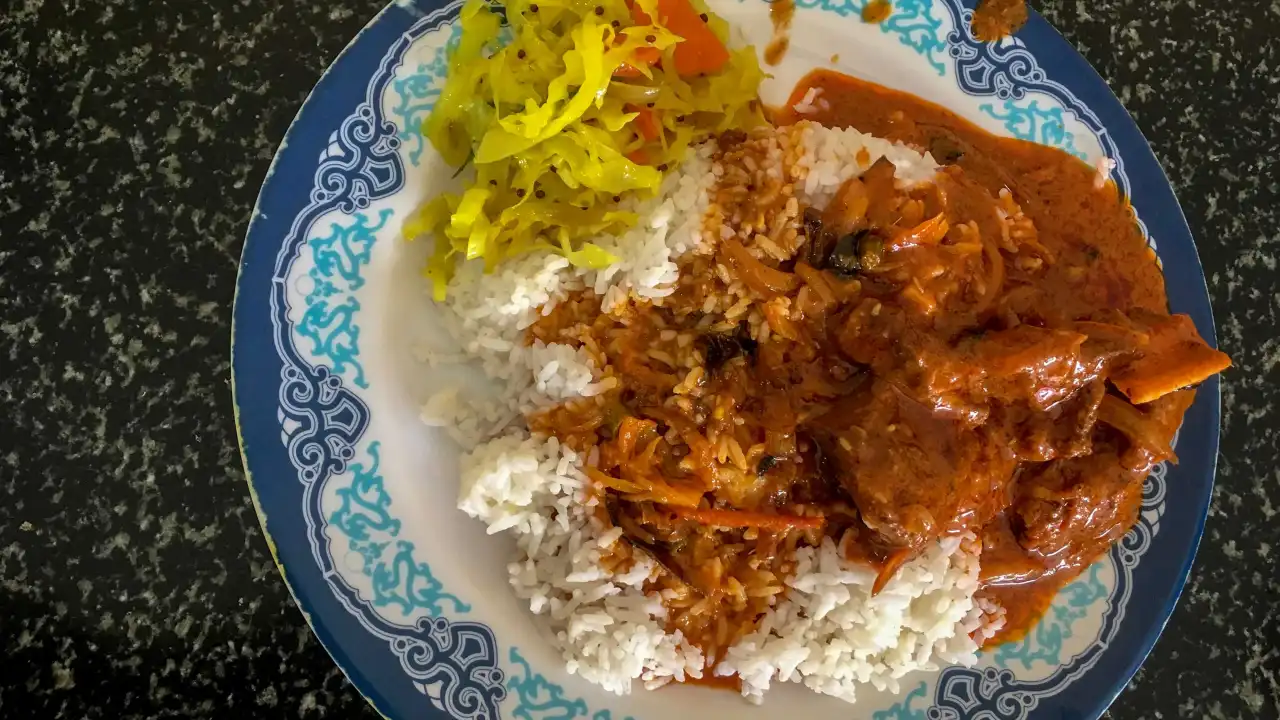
(628, 105, 662, 142)
(1111, 314, 1231, 405)
(631, 0, 729, 76)
(872, 547, 915, 596)
(1111, 341, 1231, 405)
(666, 506, 825, 532)
(613, 42, 662, 78)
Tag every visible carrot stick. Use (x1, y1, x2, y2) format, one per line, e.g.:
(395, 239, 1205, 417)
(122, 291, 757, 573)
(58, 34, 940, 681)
(1110, 314, 1231, 405)
(585, 467, 643, 494)
(613, 43, 662, 78)
(631, 0, 729, 76)
(627, 482, 704, 508)
(614, 415, 654, 457)
(1112, 341, 1231, 405)
(763, 300, 801, 341)
(628, 105, 662, 142)
(666, 506, 825, 532)
(872, 547, 914, 596)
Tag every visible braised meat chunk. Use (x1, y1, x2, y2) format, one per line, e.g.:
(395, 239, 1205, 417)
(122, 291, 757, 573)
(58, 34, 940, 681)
(812, 380, 1016, 548)
(1010, 452, 1143, 563)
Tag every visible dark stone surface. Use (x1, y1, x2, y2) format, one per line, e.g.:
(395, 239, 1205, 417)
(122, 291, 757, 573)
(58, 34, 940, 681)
(0, 0, 1275, 718)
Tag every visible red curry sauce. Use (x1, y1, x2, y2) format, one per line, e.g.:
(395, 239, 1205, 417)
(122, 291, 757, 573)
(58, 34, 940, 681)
(777, 70, 1228, 645)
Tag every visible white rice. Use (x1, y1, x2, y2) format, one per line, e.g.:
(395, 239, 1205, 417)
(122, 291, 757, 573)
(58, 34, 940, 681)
(792, 86, 824, 115)
(458, 431, 706, 694)
(417, 336, 603, 447)
(421, 123, 992, 701)
(792, 121, 941, 208)
(583, 143, 718, 311)
(716, 536, 994, 704)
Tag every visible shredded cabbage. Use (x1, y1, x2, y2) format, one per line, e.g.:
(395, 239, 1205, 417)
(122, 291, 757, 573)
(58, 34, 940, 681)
(406, 0, 765, 300)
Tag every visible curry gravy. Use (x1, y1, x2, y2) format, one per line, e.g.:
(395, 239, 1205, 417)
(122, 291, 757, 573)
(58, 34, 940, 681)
(778, 70, 1198, 645)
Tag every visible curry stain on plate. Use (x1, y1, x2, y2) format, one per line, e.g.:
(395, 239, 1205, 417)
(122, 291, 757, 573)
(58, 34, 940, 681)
(764, 0, 898, 66)
(971, 0, 1028, 41)
(763, 0, 795, 66)
(861, 0, 892, 24)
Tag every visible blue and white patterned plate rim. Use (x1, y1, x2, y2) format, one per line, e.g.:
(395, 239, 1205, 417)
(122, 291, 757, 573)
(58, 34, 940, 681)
(231, 1, 1222, 719)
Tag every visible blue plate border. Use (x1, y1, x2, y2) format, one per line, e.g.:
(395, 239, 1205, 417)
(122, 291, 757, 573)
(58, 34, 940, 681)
(233, 5, 438, 718)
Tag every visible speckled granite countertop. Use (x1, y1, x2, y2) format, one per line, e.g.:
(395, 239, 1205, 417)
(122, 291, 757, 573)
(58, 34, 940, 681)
(0, 0, 1276, 717)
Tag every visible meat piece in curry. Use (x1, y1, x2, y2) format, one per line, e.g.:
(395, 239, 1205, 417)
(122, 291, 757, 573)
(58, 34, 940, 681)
(530, 69, 1229, 663)
(778, 69, 1228, 643)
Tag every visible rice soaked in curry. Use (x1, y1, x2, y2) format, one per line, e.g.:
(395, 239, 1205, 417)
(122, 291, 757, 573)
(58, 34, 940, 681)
(528, 70, 1229, 667)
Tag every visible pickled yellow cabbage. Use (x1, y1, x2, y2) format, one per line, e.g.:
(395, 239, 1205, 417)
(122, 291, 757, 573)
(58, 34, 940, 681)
(407, 0, 764, 300)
